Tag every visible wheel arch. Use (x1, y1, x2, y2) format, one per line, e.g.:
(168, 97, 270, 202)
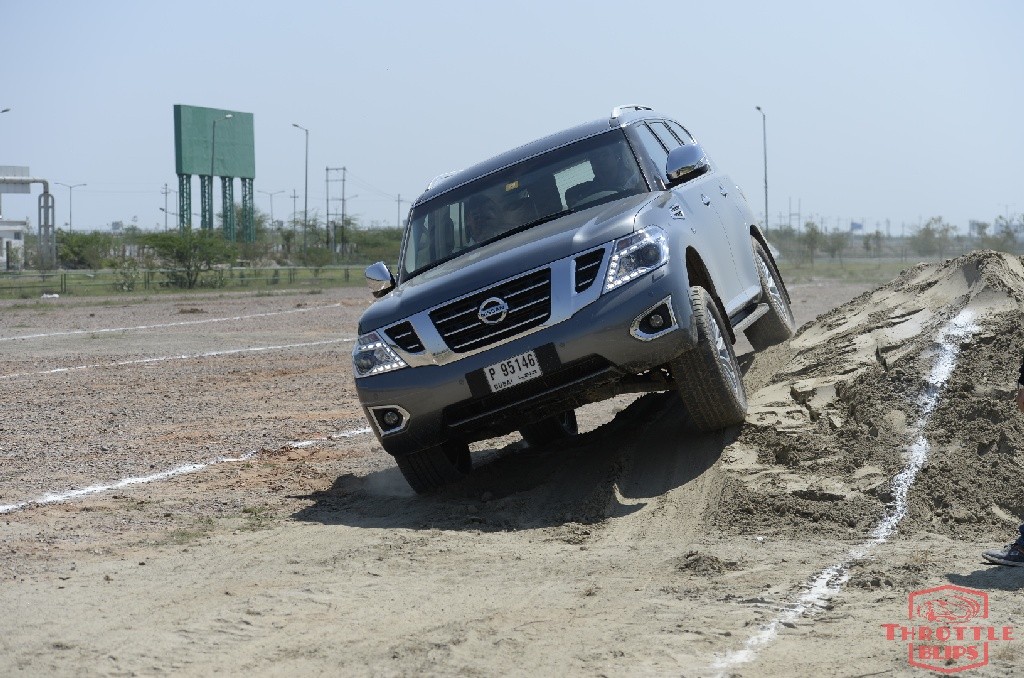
(749, 226, 791, 304)
(685, 246, 736, 344)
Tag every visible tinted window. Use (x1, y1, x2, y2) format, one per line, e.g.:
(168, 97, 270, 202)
(649, 121, 682, 150)
(667, 120, 695, 144)
(632, 124, 669, 183)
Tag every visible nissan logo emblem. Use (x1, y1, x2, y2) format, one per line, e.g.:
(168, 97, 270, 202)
(478, 296, 509, 325)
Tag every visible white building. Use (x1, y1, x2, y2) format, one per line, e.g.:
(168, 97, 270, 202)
(0, 218, 27, 270)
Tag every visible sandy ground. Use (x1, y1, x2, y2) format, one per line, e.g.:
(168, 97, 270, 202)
(2, 255, 1024, 677)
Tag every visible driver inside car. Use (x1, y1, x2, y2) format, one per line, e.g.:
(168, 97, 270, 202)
(564, 142, 643, 209)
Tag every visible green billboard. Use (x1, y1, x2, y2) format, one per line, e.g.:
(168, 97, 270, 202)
(174, 105, 255, 179)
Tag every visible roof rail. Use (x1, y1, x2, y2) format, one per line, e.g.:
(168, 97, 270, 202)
(425, 170, 459, 191)
(609, 104, 654, 126)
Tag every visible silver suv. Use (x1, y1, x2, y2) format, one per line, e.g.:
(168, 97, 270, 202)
(353, 106, 794, 493)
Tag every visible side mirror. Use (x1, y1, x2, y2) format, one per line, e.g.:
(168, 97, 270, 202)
(665, 144, 710, 187)
(365, 261, 395, 298)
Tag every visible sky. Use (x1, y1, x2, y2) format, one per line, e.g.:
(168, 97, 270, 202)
(2, 0, 1022, 236)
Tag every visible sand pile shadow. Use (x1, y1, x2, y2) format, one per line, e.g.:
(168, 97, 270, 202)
(713, 250, 1024, 541)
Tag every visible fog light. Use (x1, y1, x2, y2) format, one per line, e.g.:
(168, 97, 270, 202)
(630, 299, 678, 341)
(371, 406, 410, 435)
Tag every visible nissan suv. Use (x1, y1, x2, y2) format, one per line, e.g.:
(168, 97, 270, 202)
(352, 105, 794, 493)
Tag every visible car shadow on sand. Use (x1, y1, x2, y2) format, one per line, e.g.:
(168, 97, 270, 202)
(292, 390, 734, 532)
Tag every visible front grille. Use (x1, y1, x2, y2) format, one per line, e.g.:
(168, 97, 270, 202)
(574, 248, 605, 292)
(383, 321, 424, 353)
(429, 269, 551, 353)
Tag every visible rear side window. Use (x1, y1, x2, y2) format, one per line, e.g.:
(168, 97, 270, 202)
(649, 121, 682, 151)
(666, 120, 695, 144)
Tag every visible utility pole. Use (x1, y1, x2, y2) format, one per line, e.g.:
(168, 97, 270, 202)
(290, 189, 299, 238)
(162, 183, 170, 231)
(325, 166, 330, 253)
(292, 124, 309, 257)
(340, 166, 347, 257)
(396, 194, 404, 229)
(326, 167, 345, 259)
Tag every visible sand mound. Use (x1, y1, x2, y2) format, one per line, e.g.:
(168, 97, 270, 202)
(714, 250, 1024, 541)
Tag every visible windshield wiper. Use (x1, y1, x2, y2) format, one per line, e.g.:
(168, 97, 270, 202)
(403, 209, 573, 282)
(505, 208, 573, 238)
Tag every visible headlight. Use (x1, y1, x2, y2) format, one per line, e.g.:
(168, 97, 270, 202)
(352, 331, 408, 377)
(603, 226, 669, 293)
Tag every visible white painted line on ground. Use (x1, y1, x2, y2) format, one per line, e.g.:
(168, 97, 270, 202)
(287, 427, 373, 448)
(0, 303, 344, 342)
(0, 337, 356, 380)
(710, 308, 979, 676)
(0, 426, 373, 515)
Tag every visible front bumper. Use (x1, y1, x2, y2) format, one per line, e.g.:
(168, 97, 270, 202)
(355, 263, 696, 457)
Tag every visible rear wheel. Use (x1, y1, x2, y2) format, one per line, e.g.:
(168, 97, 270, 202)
(671, 286, 747, 431)
(519, 410, 579, 447)
(394, 440, 471, 494)
(744, 241, 795, 350)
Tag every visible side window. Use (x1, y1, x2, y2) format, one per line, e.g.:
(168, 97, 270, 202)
(632, 124, 669, 185)
(667, 120, 695, 144)
(649, 121, 682, 151)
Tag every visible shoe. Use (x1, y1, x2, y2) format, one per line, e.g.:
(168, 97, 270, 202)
(982, 543, 1024, 567)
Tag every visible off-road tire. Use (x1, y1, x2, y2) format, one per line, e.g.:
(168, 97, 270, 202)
(394, 441, 471, 494)
(519, 410, 579, 447)
(671, 286, 747, 431)
(744, 241, 795, 350)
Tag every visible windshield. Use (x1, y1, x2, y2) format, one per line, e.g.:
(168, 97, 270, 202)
(399, 130, 646, 281)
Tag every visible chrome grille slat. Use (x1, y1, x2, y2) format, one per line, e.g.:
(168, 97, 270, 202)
(574, 248, 605, 293)
(383, 321, 425, 353)
(429, 269, 552, 353)
(450, 312, 551, 351)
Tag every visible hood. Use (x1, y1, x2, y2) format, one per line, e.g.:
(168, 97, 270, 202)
(358, 193, 653, 333)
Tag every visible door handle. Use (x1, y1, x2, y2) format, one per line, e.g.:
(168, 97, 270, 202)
(719, 184, 728, 196)
(701, 193, 711, 206)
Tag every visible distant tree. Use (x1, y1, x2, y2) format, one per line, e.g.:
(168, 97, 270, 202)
(765, 225, 800, 262)
(56, 230, 117, 270)
(909, 217, 953, 259)
(801, 221, 823, 265)
(142, 226, 237, 288)
(824, 230, 849, 264)
(985, 216, 1018, 253)
(869, 229, 884, 257)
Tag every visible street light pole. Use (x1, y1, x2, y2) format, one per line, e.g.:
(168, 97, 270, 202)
(55, 182, 86, 232)
(209, 114, 232, 231)
(755, 106, 768, 229)
(292, 123, 309, 257)
(258, 189, 284, 230)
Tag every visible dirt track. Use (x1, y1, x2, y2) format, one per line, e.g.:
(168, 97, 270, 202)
(3, 256, 1024, 676)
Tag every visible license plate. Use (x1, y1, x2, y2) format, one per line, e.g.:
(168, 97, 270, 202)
(484, 350, 542, 392)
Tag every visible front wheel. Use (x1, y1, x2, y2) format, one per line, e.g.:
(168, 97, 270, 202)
(394, 440, 471, 494)
(744, 241, 796, 350)
(519, 410, 578, 447)
(670, 286, 747, 431)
